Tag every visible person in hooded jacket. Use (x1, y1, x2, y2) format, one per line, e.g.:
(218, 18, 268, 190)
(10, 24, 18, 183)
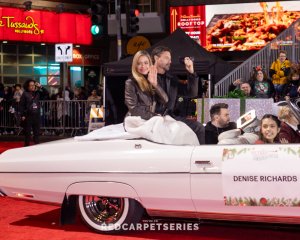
(282, 69, 300, 100)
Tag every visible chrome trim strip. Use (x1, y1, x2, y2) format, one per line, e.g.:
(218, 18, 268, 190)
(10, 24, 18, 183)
(147, 209, 300, 224)
(0, 171, 189, 174)
(0, 171, 222, 174)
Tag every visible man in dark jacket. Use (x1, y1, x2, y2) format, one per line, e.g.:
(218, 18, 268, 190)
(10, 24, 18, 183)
(20, 79, 48, 146)
(151, 46, 205, 144)
(205, 103, 236, 144)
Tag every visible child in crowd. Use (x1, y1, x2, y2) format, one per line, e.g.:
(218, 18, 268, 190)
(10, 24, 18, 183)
(282, 69, 300, 100)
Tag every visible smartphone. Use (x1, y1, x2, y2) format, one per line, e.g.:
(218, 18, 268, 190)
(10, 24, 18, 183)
(237, 110, 256, 129)
(179, 56, 194, 64)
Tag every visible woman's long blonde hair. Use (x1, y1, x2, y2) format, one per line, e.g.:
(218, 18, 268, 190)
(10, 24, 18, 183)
(278, 105, 292, 121)
(131, 50, 153, 93)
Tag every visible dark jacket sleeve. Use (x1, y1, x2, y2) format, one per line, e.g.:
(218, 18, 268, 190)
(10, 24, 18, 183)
(269, 69, 276, 79)
(278, 123, 294, 143)
(38, 87, 49, 100)
(283, 67, 291, 77)
(268, 80, 275, 98)
(19, 92, 27, 117)
(124, 79, 155, 120)
(154, 84, 168, 105)
(228, 82, 237, 92)
(282, 84, 289, 97)
(186, 72, 199, 97)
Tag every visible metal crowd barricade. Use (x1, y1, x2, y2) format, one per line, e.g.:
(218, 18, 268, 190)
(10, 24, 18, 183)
(0, 100, 99, 136)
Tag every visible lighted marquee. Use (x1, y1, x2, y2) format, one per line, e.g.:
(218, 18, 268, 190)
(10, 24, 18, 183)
(169, 5, 206, 46)
(0, 7, 92, 45)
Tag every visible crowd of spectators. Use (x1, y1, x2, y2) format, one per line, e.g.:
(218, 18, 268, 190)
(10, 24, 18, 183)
(229, 51, 300, 101)
(0, 82, 103, 136)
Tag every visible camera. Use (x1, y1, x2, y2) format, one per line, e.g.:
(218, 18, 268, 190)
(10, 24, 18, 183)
(179, 56, 194, 64)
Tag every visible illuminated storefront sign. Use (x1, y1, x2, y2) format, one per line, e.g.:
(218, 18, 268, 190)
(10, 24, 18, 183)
(71, 49, 101, 66)
(169, 5, 206, 46)
(0, 7, 92, 44)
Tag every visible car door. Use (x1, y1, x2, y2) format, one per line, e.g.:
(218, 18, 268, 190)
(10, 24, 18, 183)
(190, 144, 300, 223)
(190, 144, 225, 215)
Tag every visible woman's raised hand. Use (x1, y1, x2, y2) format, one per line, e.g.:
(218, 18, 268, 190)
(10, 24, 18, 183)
(148, 65, 158, 87)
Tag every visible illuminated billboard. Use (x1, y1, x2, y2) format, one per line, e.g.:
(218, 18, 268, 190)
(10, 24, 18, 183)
(170, 5, 206, 46)
(170, 1, 300, 52)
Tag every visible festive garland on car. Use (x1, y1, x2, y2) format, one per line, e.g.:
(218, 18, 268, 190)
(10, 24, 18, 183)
(225, 196, 300, 207)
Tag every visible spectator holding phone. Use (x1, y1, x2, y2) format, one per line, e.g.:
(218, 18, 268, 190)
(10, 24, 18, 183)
(151, 46, 205, 144)
(228, 79, 253, 97)
(20, 79, 48, 146)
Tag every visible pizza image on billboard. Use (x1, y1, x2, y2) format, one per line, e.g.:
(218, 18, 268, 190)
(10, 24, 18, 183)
(206, 2, 300, 51)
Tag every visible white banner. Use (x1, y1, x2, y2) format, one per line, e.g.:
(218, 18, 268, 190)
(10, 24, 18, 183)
(222, 146, 300, 207)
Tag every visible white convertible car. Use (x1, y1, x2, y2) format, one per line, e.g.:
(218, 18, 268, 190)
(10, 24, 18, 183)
(1, 130, 300, 233)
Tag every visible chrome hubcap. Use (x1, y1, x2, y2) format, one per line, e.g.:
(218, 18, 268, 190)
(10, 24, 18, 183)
(82, 196, 125, 225)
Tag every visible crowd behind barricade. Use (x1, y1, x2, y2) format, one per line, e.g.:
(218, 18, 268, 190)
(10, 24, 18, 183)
(0, 81, 103, 137)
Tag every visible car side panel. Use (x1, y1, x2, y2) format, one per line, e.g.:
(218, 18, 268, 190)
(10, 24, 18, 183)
(190, 144, 300, 222)
(0, 139, 196, 212)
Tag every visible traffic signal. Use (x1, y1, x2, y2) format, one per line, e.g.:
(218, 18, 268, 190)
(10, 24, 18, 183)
(127, 8, 139, 36)
(90, 0, 108, 37)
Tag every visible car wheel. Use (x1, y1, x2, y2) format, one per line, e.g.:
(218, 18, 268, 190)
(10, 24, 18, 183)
(78, 195, 144, 233)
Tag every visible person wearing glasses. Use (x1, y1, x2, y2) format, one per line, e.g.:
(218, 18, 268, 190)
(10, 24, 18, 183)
(269, 50, 291, 101)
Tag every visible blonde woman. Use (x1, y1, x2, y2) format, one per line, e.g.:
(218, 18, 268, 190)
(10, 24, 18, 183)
(278, 105, 300, 143)
(124, 50, 168, 120)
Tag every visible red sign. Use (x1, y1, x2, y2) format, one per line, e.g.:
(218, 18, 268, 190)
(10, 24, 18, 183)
(0, 7, 92, 45)
(170, 6, 206, 46)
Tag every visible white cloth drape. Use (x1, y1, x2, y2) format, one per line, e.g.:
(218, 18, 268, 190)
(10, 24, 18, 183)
(75, 116, 199, 146)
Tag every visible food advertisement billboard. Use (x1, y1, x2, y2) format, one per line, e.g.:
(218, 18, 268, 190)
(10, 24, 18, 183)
(170, 1, 300, 52)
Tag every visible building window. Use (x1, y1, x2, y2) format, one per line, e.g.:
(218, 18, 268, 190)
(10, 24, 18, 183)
(3, 55, 17, 65)
(0, 44, 60, 87)
(19, 66, 33, 75)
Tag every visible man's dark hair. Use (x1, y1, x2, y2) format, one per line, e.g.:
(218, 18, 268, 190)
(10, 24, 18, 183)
(23, 79, 35, 91)
(151, 46, 172, 64)
(210, 103, 228, 119)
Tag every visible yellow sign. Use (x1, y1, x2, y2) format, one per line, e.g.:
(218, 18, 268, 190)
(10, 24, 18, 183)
(90, 107, 104, 119)
(126, 36, 151, 55)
